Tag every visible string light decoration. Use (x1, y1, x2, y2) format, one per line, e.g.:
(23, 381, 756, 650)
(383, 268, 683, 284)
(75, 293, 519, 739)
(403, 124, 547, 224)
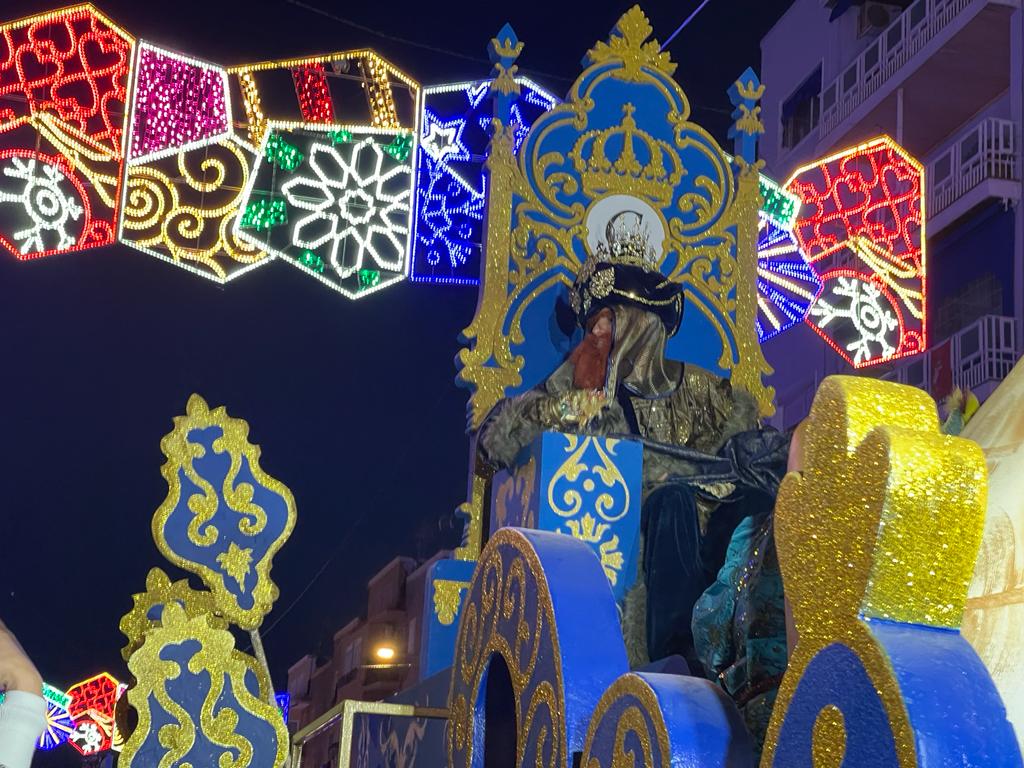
(758, 175, 800, 232)
(275, 692, 290, 724)
(293, 63, 335, 124)
(38, 700, 75, 751)
(67, 672, 121, 756)
(756, 214, 822, 342)
(126, 43, 232, 163)
(0, 6, 131, 259)
(234, 123, 415, 299)
(229, 51, 419, 146)
(119, 136, 270, 282)
(410, 77, 558, 285)
(0, 5, 134, 153)
(785, 137, 926, 367)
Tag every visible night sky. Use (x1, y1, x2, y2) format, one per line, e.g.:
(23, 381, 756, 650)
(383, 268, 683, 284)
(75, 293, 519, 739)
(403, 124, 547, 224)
(0, 0, 794, 764)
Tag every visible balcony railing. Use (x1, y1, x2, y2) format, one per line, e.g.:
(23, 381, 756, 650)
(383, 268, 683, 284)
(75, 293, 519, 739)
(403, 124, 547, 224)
(929, 118, 1018, 216)
(881, 314, 1017, 396)
(820, 0, 973, 137)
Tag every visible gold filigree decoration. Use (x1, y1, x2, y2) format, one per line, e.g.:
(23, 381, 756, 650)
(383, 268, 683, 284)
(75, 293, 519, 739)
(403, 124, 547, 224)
(811, 705, 847, 768)
(121, 137, 268, 282)
(547, 436, 630, 522)
(585, 6, 676, 80)
(570, 104, 684, 207)
(581, 673, 671, 768)
(152, 394, 297, 630)
(432, 579, 471, 626)
(454, 461, 493, 561)
(448, 529, 566, 768)
(562, 513, 624, 585)
(118, 567, 227, 661)
(489, 29, 524, 97)
(762, 376, 988, 765)
(457, 121, 524, 428)
(734, 104, 764, 136)
(734, 76, 766, 102)
(730, 157, 774, 414)
(120, 604, 288, 768)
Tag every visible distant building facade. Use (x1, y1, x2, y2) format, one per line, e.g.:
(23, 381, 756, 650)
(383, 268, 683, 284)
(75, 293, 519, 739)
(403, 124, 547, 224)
(285, 552, 446, 768)
(760, 0, 1021, 428)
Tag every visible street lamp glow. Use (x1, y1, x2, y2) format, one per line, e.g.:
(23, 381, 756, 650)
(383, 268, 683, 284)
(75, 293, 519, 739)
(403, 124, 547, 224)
(375, 645, 396, 661)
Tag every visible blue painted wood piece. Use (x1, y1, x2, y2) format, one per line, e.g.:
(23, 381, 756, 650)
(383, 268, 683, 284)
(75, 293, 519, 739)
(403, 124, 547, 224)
(583, 672, 754, 768)
(448, 528, 628, 768)
(418, 558, 475, 680)
(488, 431, 643, 603)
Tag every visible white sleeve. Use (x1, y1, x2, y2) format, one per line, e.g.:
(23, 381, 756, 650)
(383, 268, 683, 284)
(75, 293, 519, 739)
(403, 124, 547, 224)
(0, 691, 46, 768)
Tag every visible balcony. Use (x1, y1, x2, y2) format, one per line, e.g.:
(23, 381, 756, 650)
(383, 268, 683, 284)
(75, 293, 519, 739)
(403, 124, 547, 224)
(928, 117, 1020, 232)
(817, 0, 1013, 156)
(881, 315, 1017, 401)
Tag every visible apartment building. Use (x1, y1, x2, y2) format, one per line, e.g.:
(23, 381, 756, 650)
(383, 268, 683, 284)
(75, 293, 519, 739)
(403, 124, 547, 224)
(285, 552, 446, 768)
(759, 0, 1021, 427)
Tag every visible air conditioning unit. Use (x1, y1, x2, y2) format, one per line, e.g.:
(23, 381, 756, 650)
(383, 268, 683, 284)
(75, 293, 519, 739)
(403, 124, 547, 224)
(859, 1, 900, 35)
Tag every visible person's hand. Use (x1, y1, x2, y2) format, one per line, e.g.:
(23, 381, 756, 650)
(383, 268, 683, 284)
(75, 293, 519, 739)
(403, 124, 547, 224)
(0, 618, 42, 696)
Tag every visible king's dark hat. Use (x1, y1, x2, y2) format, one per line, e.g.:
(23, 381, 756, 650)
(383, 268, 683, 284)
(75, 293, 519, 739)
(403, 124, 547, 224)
(569, 212, 684, 335)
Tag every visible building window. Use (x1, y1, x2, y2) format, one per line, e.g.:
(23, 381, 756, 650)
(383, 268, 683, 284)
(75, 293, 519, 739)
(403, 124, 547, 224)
(781, 67, 822, 149)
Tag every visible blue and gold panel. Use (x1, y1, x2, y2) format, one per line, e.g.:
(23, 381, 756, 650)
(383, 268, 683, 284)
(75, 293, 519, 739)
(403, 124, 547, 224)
(118, 567, 227, 661)
(489, 432, 643, 603)
(420, 558, 476, 680)
(447, 528, 628, 768)
(458, 9, 771, 428)
(120, 603, 288, 768)
(582, 672, 753, 768)
(152, 394, 297, 630)
(763, 376, 1022, 767)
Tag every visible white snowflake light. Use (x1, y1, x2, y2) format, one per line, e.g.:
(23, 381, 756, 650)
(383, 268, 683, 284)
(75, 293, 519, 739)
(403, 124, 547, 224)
(811, 275, 899, 364)
(0, 156, 83, 255)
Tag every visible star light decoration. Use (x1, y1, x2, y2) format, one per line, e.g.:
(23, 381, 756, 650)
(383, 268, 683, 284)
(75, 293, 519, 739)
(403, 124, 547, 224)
(785, 137, 926, 367)
(0, 4, 133, 259)
(410, 77, 559, 285)
(235, 124, 415, 299)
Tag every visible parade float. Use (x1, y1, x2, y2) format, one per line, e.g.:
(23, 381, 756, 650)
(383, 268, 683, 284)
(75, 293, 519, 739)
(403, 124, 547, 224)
(1, 3, 1022, 766)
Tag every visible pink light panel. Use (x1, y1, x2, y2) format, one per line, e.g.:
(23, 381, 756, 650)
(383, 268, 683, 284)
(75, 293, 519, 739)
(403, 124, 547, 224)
(128, 45, 229, 161)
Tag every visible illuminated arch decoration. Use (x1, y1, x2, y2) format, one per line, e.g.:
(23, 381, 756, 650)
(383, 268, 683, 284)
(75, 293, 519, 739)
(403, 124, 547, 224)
(457, 11, 772, 428)
(0, 4, 133, 259)
(234, 123, 415, 299)
(38, 699, 75, 751)
(411, 77, 559, 285)
(785, 137, 926, 367)
(762, 376, 1021, 766)
(447, 527, 627, 768)
(756, 214, 822, 342)
(228, 51, 420, 148)
(120, 603, 289, 768)
(152, 394, 297, 630)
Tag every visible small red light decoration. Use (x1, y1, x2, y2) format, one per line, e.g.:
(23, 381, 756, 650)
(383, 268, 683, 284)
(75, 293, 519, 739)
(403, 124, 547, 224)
(0, 5, 133, 152)
(292, 63, 335, 124)
(785, 137, 926, 368)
